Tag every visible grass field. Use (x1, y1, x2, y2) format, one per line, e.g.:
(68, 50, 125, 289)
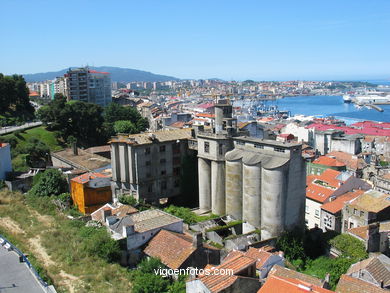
(1, 126, 64, 171)
(0, 190, 132, 293)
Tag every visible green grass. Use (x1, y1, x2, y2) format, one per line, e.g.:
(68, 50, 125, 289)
(2, 126, 63, 151)
(0, 190, 132, 293)
(1, 126, 64, 171)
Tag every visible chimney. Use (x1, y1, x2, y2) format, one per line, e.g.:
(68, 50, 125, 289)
(192, 232, 203, 248)
(72, 142, 78, 156)
(123, 225, 135, 237)
(101, 208, 112, 222)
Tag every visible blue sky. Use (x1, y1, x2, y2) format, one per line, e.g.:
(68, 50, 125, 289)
(1, 0, 390, 80)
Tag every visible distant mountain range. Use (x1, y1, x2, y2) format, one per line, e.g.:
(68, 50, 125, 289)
(23, 66, 179, 83)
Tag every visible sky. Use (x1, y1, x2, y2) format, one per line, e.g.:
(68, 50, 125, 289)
(1, 0, 390, 81)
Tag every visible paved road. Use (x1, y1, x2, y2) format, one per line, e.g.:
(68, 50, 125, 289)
(0, 122, 42, 135)
(0, 246, 47, 293)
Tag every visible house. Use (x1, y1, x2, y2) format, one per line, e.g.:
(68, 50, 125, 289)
(267, 265, 330, 289)
(104, 209, 183, 251)
(143, 230, 220, 271)
(346, 254, 390, 289)
(223, 247, 285, 280)
(186, 253, 261, 293)
(346, 221, 390, 254)
(258, 275, 335, 293)
(307, 156, 346, 176)
(276, 133, 295, 143)
(0, 143, 12, 180)
(336, 274, 388, 293)
(305, 169, 371, 229)
(375, 173, 390, 195)
(70, 172, 112, 214)
(109, 128, 194, 203)
(342, 190, 390, 232)
(320, 190, 364, 233)
(91, 203, 138, 222)
(51, 147, 111, 171)
(326, 151, 366, 178)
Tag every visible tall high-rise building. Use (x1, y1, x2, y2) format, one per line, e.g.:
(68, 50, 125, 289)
(65, 67, 112, 106)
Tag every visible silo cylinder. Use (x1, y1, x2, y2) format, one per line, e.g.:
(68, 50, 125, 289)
(225, 159, 242, 220)
(242, 163, 261, 229)
(261, 166, 287, 240)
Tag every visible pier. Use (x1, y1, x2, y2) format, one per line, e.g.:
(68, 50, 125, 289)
(366, 104, 384, 112)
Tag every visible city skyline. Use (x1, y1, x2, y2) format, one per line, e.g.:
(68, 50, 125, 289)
(1, 0, 390, 80)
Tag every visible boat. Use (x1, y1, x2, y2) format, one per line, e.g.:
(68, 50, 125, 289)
(343, 95, 353, 103)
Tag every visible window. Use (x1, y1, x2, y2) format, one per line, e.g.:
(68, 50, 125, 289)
(146, 161, 151, 166)
(237, 141, 245, 145)
(145, 147, 150, 155)
(161, 181, 167, 190)
(254, 143, 264, 149)
(353, 208, 358, 215)
(315, 210, 320, 218)
(161, 170, 166, 175)
(148, 185, 153, 192)
(204, 142, 209, 153)
(219, 144, 223, 155)
(159, 145, 166, 152)
(305, 206, 309, 214)
(173, 167, 181, 176)
(274, 147, 285, 153)
(174, 179, 180, 187)
(349, 222, 354, 229)
(160, 158, 166, 164)
(146, 172, 151, 178)
(360, 211, 364, 217)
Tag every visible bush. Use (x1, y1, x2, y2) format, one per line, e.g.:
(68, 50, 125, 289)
(118, 195, 137, 206)
(29, 169, 68, 197)
(79, 226, 120, 262)
(329, 234, 368, 260)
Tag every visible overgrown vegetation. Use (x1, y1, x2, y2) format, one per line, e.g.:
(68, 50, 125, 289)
(205, 220, 243, 232)
(0, 126, 63, 171)
(130, 257, 186, 293)
(0, 189, 131, 292)
(29, 169, 68, 198)
(164, 205, 218, 225)
(276, 229, 368, 290)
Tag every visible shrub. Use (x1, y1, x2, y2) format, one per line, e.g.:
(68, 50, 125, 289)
(329, 234, 368, 260)
(29, 169, 68, 197)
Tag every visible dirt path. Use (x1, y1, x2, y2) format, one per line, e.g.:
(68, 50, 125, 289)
(0, 217, 26, 235)
(0, 214, 81, 292)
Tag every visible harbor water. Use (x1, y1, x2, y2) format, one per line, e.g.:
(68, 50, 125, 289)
(234, 95, 390, 123)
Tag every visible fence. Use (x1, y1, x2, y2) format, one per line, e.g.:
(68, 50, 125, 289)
(0, 234, 57, 293)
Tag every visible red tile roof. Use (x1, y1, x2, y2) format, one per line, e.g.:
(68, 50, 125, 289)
(258, 275, 335, 293)
(313, 156, 346, 168)
(245, 247, 273, 270)
(306, 169, 342, 203)
(144, 230, 198, 269)
(321, 190, 365, 214)
(336, 274, 388, 293)
(326, 151, 365, 170)
(199, 254, 256, 293)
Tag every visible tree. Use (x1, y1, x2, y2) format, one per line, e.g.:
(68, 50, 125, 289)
(29, 169, 68, 197)
(0, 74, 34, 123)
(131, 273, 170, 293)
(114, 120, 137, 134)
(37, 97, 105, 147)
(276, 229, 306, 263)
(22, 138, 50, 168)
